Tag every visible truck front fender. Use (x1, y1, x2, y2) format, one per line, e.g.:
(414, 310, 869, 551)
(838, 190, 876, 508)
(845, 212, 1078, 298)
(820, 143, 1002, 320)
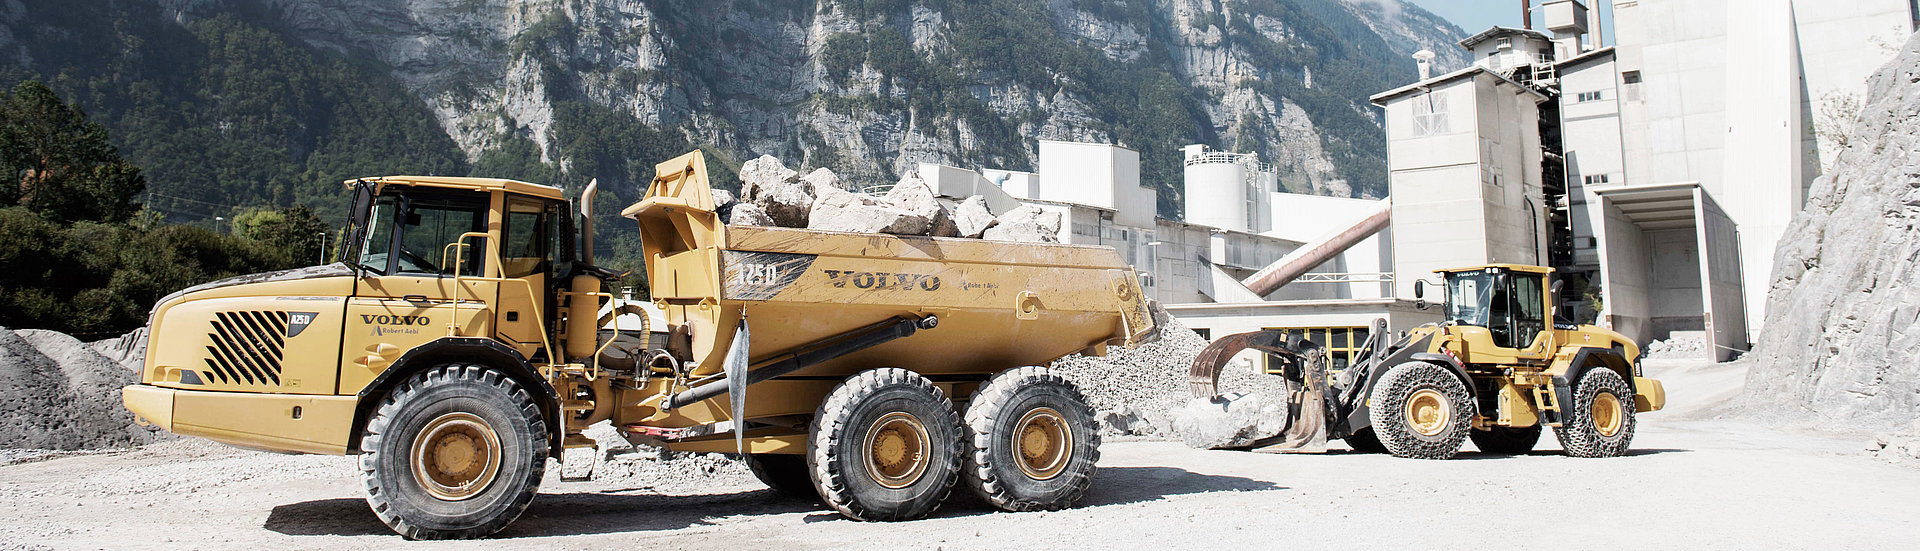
(1545, 347, 1636, 424)
(348, 337, 563, 456)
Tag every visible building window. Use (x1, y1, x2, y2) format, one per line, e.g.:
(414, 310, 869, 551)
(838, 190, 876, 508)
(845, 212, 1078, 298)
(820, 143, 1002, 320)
(1583, 173, 1611, 186)
(1412, 90, 1450, 137)
(1576, 90, 1605, 102)
(1621, 71, 1643, 102)
(1262, 326, 1371, 373)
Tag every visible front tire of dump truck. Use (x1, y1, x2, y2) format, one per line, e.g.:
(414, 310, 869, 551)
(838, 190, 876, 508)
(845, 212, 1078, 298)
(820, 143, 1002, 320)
(1553, 368, 1637, 458)
(1368, 361, 1475, 460)
(961, 367, 1100, 512)
(360, 363, 548, 540)
(808, 367, 964, 521)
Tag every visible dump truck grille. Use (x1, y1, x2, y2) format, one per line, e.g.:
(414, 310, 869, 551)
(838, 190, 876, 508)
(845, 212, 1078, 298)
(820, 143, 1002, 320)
(200, 311, 288, 386)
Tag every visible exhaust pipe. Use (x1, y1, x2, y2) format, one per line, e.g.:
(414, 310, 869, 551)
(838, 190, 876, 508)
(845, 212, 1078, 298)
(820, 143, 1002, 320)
(580, 179, 598, 265)
(567, 179, 602, 362)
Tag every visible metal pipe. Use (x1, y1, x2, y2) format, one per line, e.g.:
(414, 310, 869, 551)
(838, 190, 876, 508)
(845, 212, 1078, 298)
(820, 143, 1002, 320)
(579, 178, 598, 265)
(1522, 0, 1532, 29)
(1239, 199, 1393, 297)
(662, 315, 939, 410)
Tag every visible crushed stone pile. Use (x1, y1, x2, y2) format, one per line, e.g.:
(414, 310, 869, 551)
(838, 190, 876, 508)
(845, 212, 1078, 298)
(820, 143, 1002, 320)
(1645, 333, 1708, 359)
(563, 422, 755, 491)
(1, 327, 168, 453)
(1865, 422, 1920, 466)
(1050, 302, 1290, 442)
(1736, 33, 1920, 432)
(717, 155, 1061, 243)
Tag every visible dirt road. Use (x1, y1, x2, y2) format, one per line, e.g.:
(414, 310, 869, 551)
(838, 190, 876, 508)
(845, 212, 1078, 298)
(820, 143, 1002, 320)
(3, 360, 1913, 550)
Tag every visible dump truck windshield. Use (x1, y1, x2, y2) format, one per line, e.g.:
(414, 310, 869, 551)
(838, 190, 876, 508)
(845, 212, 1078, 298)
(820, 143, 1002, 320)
(1446, 270, 1496, 327)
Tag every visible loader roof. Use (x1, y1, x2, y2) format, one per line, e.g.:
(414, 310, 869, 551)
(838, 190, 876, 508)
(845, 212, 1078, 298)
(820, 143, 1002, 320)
(343, 176, 565, 200)
(1437, 264, 1554, 275)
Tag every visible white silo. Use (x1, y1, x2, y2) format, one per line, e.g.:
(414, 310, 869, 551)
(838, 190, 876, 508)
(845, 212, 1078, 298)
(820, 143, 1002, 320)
(1183, 145, 1251, 232)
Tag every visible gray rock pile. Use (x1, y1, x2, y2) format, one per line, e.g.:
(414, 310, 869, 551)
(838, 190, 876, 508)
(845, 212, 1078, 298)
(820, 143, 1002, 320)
(1865, 424, 1920, 466)
(1050, 302, 1290, 441)
(1736, 33, 1920, 432)
(1171, 392, 1292, 449)
(565, 422, 755, 490)
(1, 327, 167, 453)
(715, 154, 1060, 243)
(1645, 332, 1708, 359)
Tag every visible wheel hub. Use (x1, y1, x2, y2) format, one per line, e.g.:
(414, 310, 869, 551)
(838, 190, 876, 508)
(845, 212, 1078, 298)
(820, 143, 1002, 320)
(1593, 392, 1624, 437)
(862, 412, 930, 489)
(1405, 389, 1451, 437)
(410, 412, 502, 501)
(1013, 407, 1071, 480)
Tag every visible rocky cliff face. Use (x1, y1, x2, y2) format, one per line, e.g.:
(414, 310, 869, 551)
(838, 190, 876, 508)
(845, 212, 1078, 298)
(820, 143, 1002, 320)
(1740, 32, 1920, 430)
(172, 0, 1464, 211)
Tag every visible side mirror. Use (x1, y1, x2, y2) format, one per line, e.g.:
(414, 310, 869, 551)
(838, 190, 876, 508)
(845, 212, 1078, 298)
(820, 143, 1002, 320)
(1413, 279, 1426, 299)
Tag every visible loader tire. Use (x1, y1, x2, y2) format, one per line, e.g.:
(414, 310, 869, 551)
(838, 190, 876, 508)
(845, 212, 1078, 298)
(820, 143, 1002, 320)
(1343, 428, 1387, 454)
(1553, 368, 1637, 458)
(1368, 361, 1474, 460)
(745, 454, 816, 499)
(961, 367, 1100, 512)
(808, 368, 964, 521)
(361, 363, 548, 540)
(1470, 424, 1542, 455)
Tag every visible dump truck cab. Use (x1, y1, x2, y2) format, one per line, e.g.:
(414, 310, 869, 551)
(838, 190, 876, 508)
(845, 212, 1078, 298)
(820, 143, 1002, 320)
(1191, 263, 1665, 459)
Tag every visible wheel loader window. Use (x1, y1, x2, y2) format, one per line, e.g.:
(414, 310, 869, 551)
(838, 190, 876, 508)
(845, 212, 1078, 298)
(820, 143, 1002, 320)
(1446, 271, 1495, 327)
(1512, 273, 1547, 348)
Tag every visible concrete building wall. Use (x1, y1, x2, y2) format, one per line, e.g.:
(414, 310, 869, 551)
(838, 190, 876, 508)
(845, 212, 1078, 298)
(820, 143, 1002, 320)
(1559, 51, 1626, 271)
(1596, 199, 1652, 344)
(1610, 0, 1913, 342)
(1380, 72, 1545, 298)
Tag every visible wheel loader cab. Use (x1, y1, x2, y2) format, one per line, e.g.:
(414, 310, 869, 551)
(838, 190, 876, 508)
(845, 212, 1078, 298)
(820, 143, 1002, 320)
(1439, 265, 1553, 359)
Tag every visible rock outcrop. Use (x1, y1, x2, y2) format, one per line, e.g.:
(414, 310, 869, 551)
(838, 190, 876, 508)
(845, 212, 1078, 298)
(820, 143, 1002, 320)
(1738, 32, 1920, 431)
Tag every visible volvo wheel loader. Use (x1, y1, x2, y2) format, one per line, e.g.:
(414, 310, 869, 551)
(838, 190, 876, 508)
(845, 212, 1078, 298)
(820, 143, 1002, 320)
(1191, 264, 1666, 459)
(121, 151, 1155, 539)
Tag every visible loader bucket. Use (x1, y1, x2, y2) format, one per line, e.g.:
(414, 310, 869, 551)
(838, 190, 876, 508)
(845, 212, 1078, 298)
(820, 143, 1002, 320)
(1189, 330, 1333, 452)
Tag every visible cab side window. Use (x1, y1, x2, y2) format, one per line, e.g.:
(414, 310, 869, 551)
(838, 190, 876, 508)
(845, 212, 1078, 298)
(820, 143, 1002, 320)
(1512, 273, 1546, 348)
(500, 200, 549, 278)
(395, 201, 487, 277)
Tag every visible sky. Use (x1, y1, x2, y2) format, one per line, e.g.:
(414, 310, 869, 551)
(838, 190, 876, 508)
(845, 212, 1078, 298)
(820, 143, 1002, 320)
(1404, 0, 1617, 45)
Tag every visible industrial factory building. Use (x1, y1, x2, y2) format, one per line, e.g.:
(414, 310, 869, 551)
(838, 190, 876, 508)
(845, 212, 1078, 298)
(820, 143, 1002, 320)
(918, 0, 1915, 367)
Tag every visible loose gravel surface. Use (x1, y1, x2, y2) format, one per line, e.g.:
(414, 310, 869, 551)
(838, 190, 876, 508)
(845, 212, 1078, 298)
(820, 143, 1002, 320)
(4, 359, 1913, 550)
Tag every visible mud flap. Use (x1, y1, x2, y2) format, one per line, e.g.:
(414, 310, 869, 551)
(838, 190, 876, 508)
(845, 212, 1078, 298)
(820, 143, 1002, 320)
(725, 321, 750, 453)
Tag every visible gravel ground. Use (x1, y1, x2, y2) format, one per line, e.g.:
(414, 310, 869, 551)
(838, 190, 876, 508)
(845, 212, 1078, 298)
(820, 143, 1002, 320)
(4, 358, 1913, 550)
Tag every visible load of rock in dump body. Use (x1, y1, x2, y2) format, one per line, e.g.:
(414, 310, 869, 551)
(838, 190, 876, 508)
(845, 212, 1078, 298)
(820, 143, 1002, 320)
(716, 154, 1062, 243)
(1049, 302, 1291, 441)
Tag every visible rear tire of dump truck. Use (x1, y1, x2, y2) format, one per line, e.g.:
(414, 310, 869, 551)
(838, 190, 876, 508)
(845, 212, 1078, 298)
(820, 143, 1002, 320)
(360, 363, 548, 540)
(961, 367, 1100, 512)
(1469, 424, 1542, 455)
(1553, 368, 1637, 458)
(745, 454, 817, 499)
(1368, 361, 1475, 460)
(808, 368, 964, 521)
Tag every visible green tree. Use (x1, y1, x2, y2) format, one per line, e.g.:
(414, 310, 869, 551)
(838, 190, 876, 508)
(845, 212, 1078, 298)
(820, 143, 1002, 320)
(0, 81, 147, 223)
(234, 205, 329, 266)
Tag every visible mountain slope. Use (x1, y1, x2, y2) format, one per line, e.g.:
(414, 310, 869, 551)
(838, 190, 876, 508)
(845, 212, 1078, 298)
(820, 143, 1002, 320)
(2, 0, 1466, 219)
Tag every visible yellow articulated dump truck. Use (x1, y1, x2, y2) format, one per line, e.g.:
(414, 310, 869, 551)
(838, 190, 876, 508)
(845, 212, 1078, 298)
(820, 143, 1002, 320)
(122, 151, 1155, 539)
